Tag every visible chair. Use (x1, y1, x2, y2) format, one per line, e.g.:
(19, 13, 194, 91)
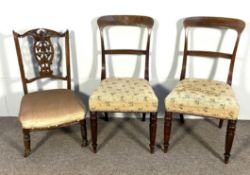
(13, 28, 88, 157)
(89, 15, 158, 153)
(164, 17, 245, 163)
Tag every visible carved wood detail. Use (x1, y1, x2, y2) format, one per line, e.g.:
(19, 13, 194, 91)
(32, 29, 54, 76)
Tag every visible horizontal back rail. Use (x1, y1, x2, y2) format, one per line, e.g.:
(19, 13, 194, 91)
(180, 16, 245, 85)
(186, 50, 232, 59)
(184, 16, 245, 33)
(97, 15, 154, 29)
(104, 49, 147, 55)
(97, 15, 154, 80)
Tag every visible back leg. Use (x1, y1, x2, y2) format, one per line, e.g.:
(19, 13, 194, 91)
(142, 113, 146, 121)
(80, 119, 88, 146)
(219, 119, 224, 128)
(104, 112, 109, 121)
(180, 114, 184, 124)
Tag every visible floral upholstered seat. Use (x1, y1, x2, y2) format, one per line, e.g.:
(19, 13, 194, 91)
(163, 17, 245, 164)
(89, 15, 158, 154)
(89, 78, 158, 112)
(165, 78, 239, 120)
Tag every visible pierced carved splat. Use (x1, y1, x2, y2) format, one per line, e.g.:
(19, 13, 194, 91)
(13, 28, 71, 94)
(32, 29, 54, 76)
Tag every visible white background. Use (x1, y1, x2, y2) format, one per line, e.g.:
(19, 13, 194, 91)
(0, 0, 250, 119)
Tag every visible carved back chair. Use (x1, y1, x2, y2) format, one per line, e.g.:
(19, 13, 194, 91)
(164, 17, 245, 163)
(13, 28, 88, 157)
(89, 15, 158, 153)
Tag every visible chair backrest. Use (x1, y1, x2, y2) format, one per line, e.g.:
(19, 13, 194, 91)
(13, 28, 71, 94)
(97, 15, 154, 80)
(180, 16, 245, 85)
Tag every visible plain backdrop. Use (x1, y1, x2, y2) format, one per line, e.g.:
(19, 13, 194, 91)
(0, 0, 250, 119)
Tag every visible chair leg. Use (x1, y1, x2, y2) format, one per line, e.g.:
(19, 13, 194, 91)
(224, 120, 237, 164)
(23, 129, 31, 157)
(180, 114, 184, 124)
(90, 112, 98, 153)
(80, 119, 88, 147)
(104, 112, 109, 121)
(142, 113, 146, 121)
(164, 111, 172, 153)
(149, 112, 157, 153)
(219, 119, 224, 128)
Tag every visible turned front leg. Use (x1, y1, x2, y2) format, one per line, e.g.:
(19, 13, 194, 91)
(164, 111, 172, 153)
(149, 112, 157, 153)
(224, 120, 237, 164)
(90, 112, 98, 153)
(23, 129, 31, 157)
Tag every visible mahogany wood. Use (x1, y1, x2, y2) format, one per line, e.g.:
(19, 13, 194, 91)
(13, 28, 71, 94)
(219, 119, 224, 128)
(97, 15, 154, 81)
(224, 120, 237, 164)
(142, 113, 146, 121)
(80, 120, 88, 146)
(179, 114, 184, 124)
(180, 17, 245, 85)
(104, 49, 147, 55)
(13, 28, 88, 157)
(149, 112, 157, 153)
(104, 112, 109, 121)
(179, 17, 245, 126)
(164, 112, 172, 153)
(90, 112, 98, 153)
(186, 51, 232, 59)
(91, 15, 156, 153)
(23, 129, 31, 157)
(164, 17, 245, 163)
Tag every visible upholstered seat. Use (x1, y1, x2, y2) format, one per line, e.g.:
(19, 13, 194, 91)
(89, 78, 158, 112)
(90, 15, 157, 154)
(19, 89, 86, 129)
(165, 78, 239, 120)
(163, 17, 245, 164)
(14, 29, 88, 157)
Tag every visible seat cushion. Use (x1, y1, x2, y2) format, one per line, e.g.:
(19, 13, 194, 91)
(19, 89, 85, 129)
(165, 78, 239, 120)
(89, 78, 158, 112)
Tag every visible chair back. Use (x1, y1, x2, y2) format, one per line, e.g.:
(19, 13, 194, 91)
(13, 28, 71, 94)
(97, 15, 154, 80)
(180, 16, 245, 85)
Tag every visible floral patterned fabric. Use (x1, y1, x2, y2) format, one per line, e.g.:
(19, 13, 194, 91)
(89, 78, 158, 112)
(165, 78, 239, 120)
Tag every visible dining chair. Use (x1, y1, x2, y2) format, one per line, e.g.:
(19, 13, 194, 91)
(163, 16, 245, 163)
(13, 28, 88, 157)
(89, 15, 158, 153)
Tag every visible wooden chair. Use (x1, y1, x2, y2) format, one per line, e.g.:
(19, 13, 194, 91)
(164, 17, 245, 163)
(89, 15, 158, 153)
(13, 28, 88, 157)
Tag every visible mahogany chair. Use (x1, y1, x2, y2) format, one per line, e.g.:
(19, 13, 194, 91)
(164, 17, 245, 163)
(89, 15, 158, 153)
(13, 28, 88, 157)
